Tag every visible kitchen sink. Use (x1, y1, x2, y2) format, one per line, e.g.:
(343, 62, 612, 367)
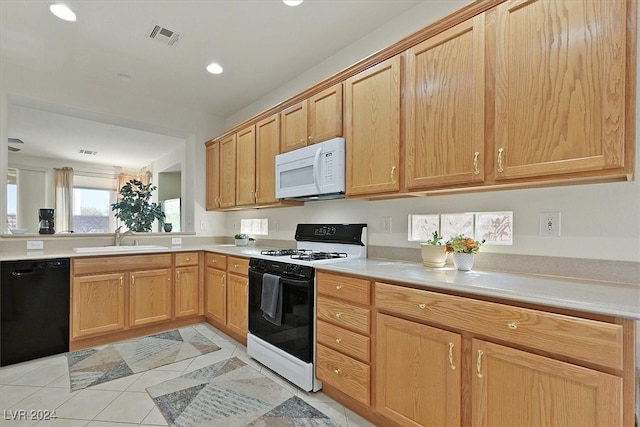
(73, 245, 169, 253)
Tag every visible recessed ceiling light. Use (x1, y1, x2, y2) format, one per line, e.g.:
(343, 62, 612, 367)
(49, 4, 77, 22)
(283, 0, 304, 5)
(206, 63, 223, 75)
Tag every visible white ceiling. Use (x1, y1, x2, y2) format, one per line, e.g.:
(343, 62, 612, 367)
(1, 0, 424, 169)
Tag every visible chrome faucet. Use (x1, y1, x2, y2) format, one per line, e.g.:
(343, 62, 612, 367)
(114, 226, 135, 246)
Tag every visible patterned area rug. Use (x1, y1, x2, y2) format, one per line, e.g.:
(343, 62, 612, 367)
(147, 357, 341, 426)
(67, 327, 220, 392)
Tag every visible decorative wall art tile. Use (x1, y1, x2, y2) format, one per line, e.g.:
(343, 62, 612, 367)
(408, 214, 440, 241)
(475, 212, 513, 244)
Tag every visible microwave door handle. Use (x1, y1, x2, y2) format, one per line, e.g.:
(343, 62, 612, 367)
(312, 147, 322, 192)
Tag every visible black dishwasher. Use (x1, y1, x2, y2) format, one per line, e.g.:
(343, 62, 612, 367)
(1, 258, 70, 366)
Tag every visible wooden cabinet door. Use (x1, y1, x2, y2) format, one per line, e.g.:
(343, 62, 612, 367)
(71, 273, 126, 339)
(494, 0, 626, 180)
(255, 114, 279, 205)
(129, 268, 172, 327)
(226, 273, 248, 338)
(345, 56, 401, 196)
(205, 267, 226, 324)
(405, 14, 485, 189)
(175, 266, 199, 318)
(280, 101, 307, 153)
(236, 125, 257, 206)
(308, 83, 343, 145)
(377, 313, 461, 427)
(471, 339, 622, 427)
(205, 142, 220, 210)
(219, 134, 237, 208)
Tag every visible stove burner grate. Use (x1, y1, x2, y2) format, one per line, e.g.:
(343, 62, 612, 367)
(290, 250, 348, 261)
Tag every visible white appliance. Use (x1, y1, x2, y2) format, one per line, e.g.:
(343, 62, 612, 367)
(275, 137, 345, 200)
(247, 223, 367, 392)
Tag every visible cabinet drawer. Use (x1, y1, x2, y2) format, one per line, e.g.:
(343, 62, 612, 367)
(317, 297, 370, 335)
(227, 256, 249, 276)
(317, 272, 371, 305)
(375, 282, 623, 370)
(175, 252, 199, 267)
(205, 253, 227, 270)
(316, 344, 370, 405)
(317, 320, 370, 363)
(73, 254, 172, 275)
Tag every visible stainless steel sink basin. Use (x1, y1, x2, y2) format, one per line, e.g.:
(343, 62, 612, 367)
(73, 245, 169, 253)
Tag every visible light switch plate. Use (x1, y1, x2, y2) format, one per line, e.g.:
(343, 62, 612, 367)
(171, 237, 182, 246)
(26, 240, 44, 250)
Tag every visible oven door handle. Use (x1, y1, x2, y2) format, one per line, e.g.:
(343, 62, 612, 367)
(253, 273, 311, 288)
(312, 146, 322, 192)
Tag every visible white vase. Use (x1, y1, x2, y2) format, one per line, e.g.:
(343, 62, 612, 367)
(420, 244, 448, 268)
(235, 238, 248, 247)
(453, 253, 474, 271)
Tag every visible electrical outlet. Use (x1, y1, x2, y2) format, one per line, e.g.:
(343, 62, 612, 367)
(200, 221, 207, 231)
(171, 237, 182, 246)
(26, 240, 44, 250)
(539, 212, 561, 237)
(381, 216, 392, 233)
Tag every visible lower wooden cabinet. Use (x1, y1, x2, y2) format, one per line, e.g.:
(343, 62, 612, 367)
(316, 272, 372, 406)
(175, 252, 200, 318)
(226, 272, 248, 338)
(316, 275, 633, 427)
(71, 273, 126, 338)
(471, 339, 623, 427)
(204, 253, 249, 342)
(129, 268, 172, 327)
(376, 312, 461, 426)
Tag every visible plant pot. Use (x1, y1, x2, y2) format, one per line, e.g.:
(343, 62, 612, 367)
(420, 243, 448, 268)
(163, 223, 172, 232)
(452, 253, 474, 271)
(235, 238, 249, 247)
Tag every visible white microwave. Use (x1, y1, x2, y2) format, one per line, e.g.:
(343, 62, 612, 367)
(275, 137, 345, 200)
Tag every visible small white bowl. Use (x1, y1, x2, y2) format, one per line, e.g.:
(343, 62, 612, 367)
(10, 228, 27, 234)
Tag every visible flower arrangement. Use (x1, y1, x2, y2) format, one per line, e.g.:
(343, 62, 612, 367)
(445, 235, 485, 254)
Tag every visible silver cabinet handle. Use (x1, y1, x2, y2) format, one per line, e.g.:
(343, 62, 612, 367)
(497, 148, 504, 173)
(473, 151, 480, 175)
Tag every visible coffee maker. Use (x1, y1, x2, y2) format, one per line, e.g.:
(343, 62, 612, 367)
(38, 208, 55, 234)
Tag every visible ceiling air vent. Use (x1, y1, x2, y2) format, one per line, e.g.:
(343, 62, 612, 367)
(146, 23, 180, 46)
(79, 149, 98, 155)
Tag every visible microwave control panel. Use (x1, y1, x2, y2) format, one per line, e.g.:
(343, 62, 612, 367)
(322, 152, 334, 184)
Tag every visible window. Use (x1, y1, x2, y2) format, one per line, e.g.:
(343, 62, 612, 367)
(409, 211, 513, 245)
(240, 218, 268, 235)
(71, 172, 117, 233)
(6, 169, 17, 231)
(73, 188, 113, 233)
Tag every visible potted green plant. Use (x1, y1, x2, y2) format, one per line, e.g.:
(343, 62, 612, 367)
(420, 230, 448, 268)
(234, 233, 249, 246)
(111, 179, 165, 232)
(445, 235, 485, 271)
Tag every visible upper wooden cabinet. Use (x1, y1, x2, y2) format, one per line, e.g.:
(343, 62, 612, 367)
(345, 56, 402, 197)
(405, 14, 486, 190)
(219, 134, 237, 209)
(280, 83, 343, 153)
(205, 142, 220, 210)
(255, 114, 280, 205)
(493, 0, 628, 180)
(236, 125, 256, 206)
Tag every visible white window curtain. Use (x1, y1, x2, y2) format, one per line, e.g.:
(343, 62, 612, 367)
(54, 167, 74, 232)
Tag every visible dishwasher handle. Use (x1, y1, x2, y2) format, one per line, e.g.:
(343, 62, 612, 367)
(12, 269, 36, 276)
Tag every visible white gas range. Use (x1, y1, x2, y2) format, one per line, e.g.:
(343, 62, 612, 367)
(246, 223, 367, 391)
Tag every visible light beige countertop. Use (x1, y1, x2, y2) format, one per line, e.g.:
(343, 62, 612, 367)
(1, 242, 638, 320)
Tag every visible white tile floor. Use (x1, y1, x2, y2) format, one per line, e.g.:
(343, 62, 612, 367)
(0, 323, 376, 427)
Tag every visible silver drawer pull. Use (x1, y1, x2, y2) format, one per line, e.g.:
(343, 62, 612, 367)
(507, 322, 517, 330)
(335, 312, 343, 318)
(334, 368, 341, 375)
(335, 285, 343, 290)
(418, 303, 426, 309)
(335, 337, 342, 344)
